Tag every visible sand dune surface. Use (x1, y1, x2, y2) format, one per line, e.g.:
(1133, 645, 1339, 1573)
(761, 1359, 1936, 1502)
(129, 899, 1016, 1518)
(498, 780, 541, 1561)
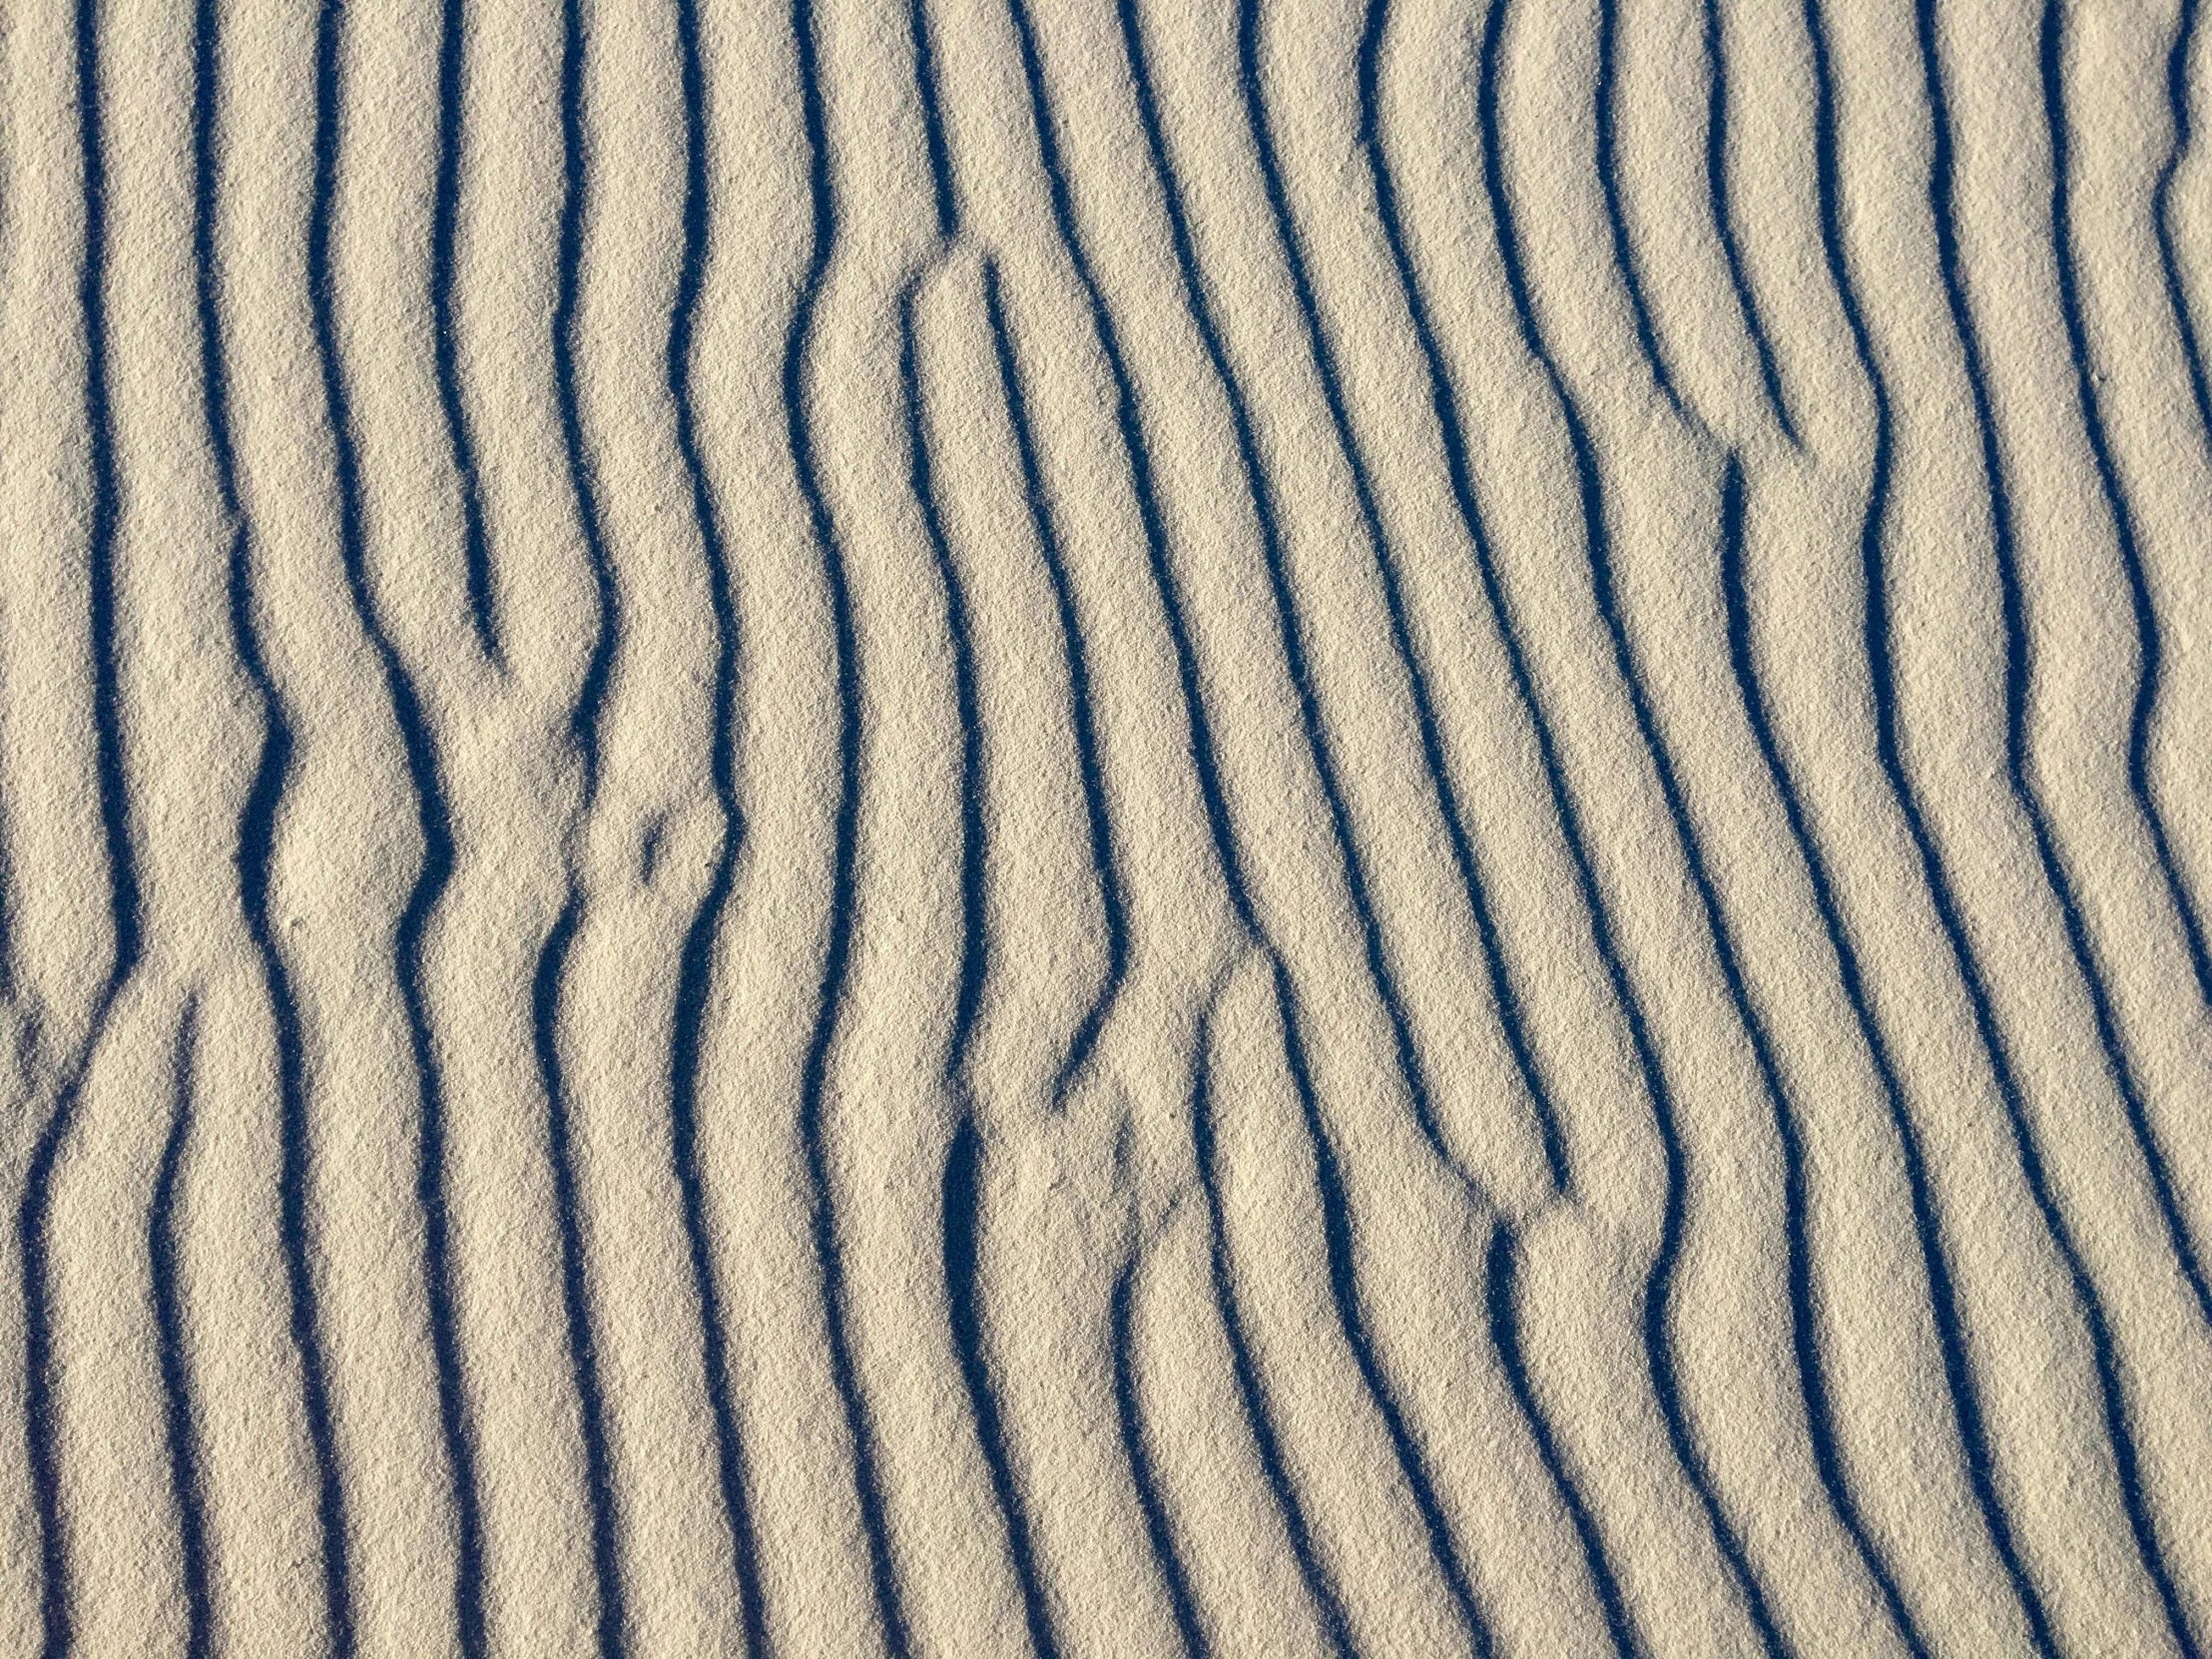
(3, 0, 2211, 1654)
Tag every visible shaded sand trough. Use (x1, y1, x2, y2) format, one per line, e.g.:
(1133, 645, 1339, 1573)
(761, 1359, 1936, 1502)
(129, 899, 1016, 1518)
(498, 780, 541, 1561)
(3, 0, 2212, 1653)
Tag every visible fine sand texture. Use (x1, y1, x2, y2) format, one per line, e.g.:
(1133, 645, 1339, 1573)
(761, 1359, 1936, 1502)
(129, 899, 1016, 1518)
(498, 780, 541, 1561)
(3, 0, 2211, 1653)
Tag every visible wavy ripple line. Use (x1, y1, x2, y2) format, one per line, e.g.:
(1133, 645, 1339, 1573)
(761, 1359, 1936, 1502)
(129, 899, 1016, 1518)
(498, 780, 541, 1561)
(18, 3, 137, 1649)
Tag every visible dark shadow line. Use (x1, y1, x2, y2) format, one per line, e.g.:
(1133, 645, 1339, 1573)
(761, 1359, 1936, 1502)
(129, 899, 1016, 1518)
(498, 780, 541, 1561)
(785, 2, 914, 1649)
(150, 1002, 211, 1659)
(1265, 948, 1493, 1659)
(431, 0, 501, 667)
(1357, 0, 1579, 1199)
(19, 2, 138, 1648)
(1009, 8, 1505, 1650)
(1191, 0, 1484, 1217)
(1702, 0, 1798, 446)
(553, 0, 615, 795)
(976, 261, 1128, 1112)
(2040, 4, 2212, 1321)
(1152, 0, 1474, 1202)
(192, 0, 244, 513)
(1110, 1247, 1210, 1659)
(1796, 5, 2060, 1648)
(1483, 1229, 1640, 1658)
(896, 230, 978, 1085)
(1715, 460, 1931, 1659)
(1190, 986, 1359, 1659)
(1000, 0, 1249, 918)
(1278, 0, 1571, 1194)
(210, 9, 355, 1648)
(1480, 6, 1787, 1651)
(908, 0, 956, 240)
(2048, 0, 2212, 1030)
(1356, 4, 1648, 1644)
(942, 1122, 1060, 1659)
(1002, 9, 1482, 1641)
(996, 3, 1323, 1636)
(2149, 3, 2212, 1003)
(307, 1, 486, 1649)
(531, 896, 628, 1658)
(229, 458, 355, 1659)
(1917, 4, 2205, 1649)
(544, 3, 638, 1648)
(2157, 0, 2212, 447)
(1594, 0, 1689, 422)
(902, 272, 1062, 1659)
(1114, 4, 1498, 1643)
(1015, 5, 1491, 1647)
(664, 0, 770, 1648)
(998, 22, 1360, 1641)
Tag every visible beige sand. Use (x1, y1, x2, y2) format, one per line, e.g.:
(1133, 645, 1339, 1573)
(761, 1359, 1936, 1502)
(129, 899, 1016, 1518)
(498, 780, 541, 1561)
(2, 0, 2209, 1653)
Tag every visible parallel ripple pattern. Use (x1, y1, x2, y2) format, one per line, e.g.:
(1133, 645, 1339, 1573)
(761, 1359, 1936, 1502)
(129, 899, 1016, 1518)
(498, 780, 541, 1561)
(2, 0, 2210, 1654)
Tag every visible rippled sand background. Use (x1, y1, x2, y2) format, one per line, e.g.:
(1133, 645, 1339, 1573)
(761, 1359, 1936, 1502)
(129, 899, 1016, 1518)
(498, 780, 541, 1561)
(3, 0, 2210, 1654)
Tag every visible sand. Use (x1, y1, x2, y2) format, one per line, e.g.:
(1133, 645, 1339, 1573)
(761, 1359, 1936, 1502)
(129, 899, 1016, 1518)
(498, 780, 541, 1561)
(2, 0, 2209, 1653)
